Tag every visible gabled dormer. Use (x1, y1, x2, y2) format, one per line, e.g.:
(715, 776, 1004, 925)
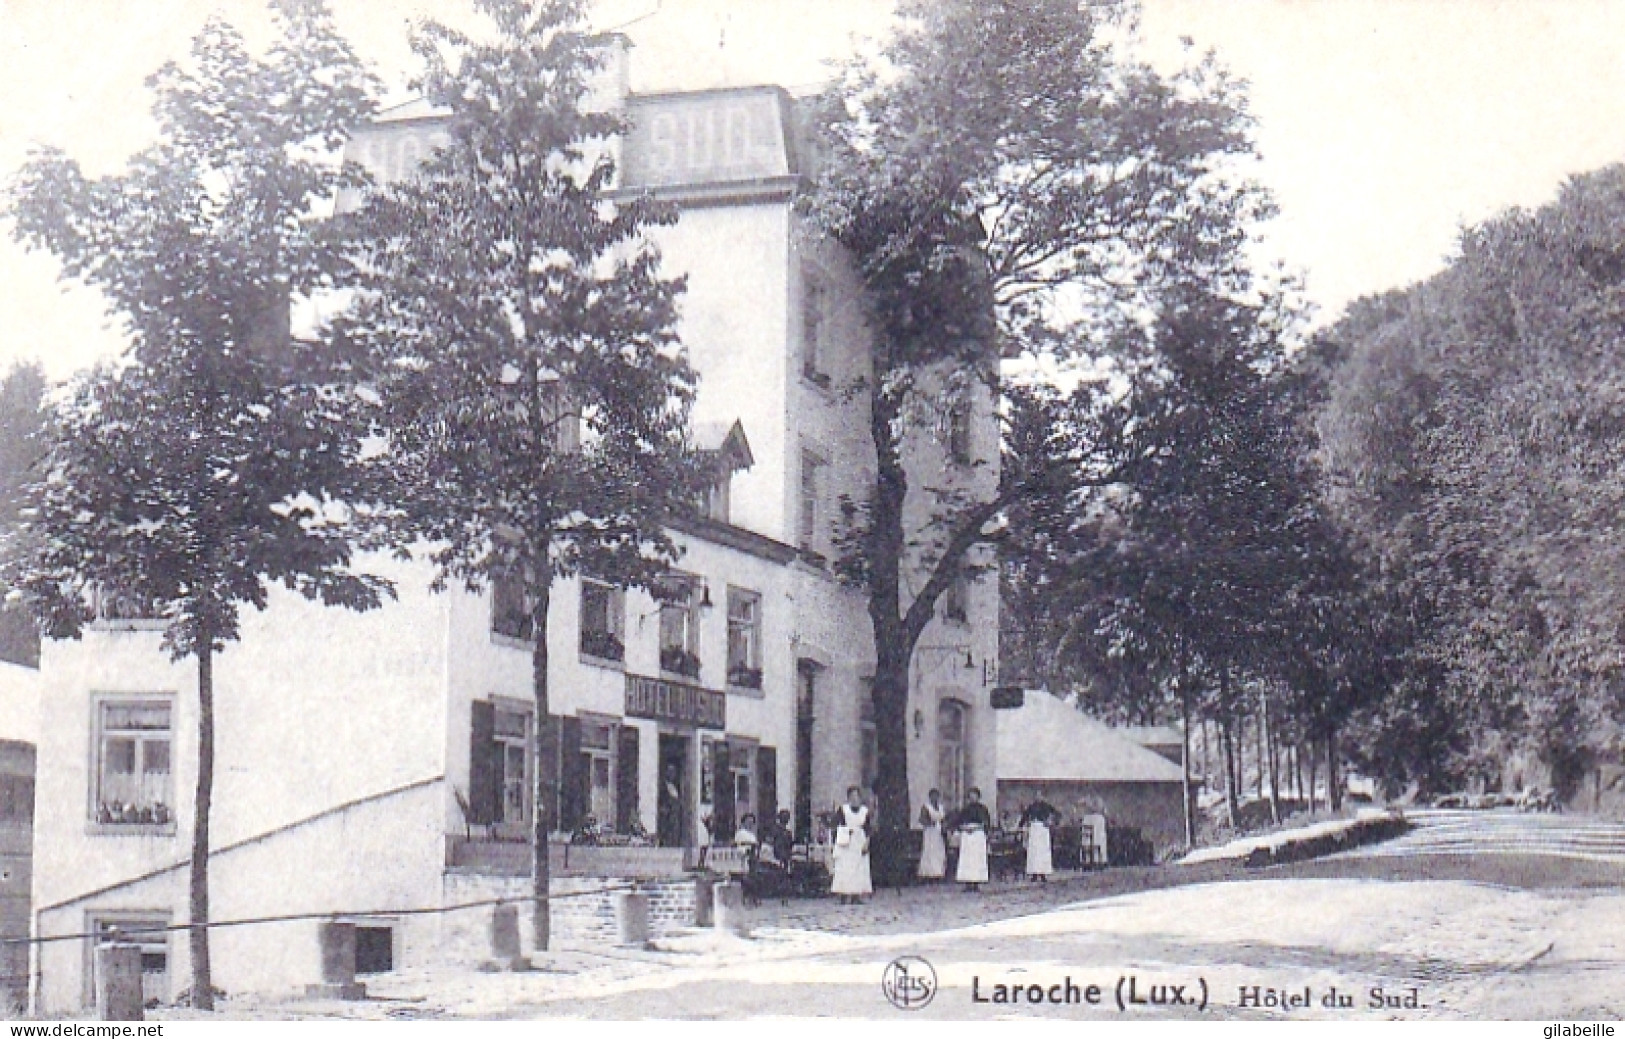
(694, 419, 754, 524)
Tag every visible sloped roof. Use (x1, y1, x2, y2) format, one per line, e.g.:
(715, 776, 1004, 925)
(1119, 724, 1184, 748)
(996, 690, 1185, 784)
(694, 419, 754, 471)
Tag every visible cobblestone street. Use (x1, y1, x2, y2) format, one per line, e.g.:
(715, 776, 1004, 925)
(131, 811, 1625, 1021)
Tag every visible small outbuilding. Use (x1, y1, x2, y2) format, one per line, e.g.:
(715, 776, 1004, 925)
(995, 690, 1189, 857)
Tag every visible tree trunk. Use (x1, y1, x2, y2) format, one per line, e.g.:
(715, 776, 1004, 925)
(1262, 689, 1280, 825)
(1200, 713, 1210, 797)
(868, 646, 912, 884)
(188, 633, 215, 1011)
(1291, 739, 1303, 803)
(530, 571, 554, 952)
(1254, 706, 1265, 802)
(1306, 739, 1319, 812)
(1326, 730, 1342, 812)
(1180, 684, 1195, 851)
(865, 385, 915, 843)
(1220, 717, 1239, 830)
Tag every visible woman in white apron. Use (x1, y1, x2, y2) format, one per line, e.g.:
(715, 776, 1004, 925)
(955, 787, 991, 891)
(830, 786, 873, 904)
(1025, 804, 1053, 882)
(917, 788, 947, 880)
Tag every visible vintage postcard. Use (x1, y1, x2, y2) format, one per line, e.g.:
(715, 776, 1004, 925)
(1, 0, 1623, 1029)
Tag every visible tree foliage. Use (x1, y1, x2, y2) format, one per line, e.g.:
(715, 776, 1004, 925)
(340, 0, 706, 947)
(4, 0, 380, 1008)
(1316, 165, 1625, 798)
(0, 362, 46, 667)
(804, 0, 1268, 839)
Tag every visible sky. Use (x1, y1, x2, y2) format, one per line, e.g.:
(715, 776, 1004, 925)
(2, 0, 1625, 380)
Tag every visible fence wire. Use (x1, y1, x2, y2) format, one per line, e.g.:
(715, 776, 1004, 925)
(2, 882, 645, 947)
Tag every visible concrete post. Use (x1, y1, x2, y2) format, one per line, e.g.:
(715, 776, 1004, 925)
(489, 903, 531, 971)
(95, 943, 143, 1021)
(305, 921, 366, 1001)
(613, 890, 650, 947)
(693, 873, 715, 927)
(713, 880, 749, 937)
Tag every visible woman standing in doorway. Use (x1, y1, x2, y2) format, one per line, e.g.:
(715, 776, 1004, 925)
(917, 789, 948, 881)
(830, 786, 873, 905)
(954, 787, 991, 892)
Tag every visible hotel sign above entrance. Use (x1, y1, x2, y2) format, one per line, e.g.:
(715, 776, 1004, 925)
(625, 674, 726, 730)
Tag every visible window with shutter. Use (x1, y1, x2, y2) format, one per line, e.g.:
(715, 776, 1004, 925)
(756, 745, 777, 824)
(467, 701, 499, 826)
(711, 740, 733, 844)
(559, 716, 585, 833)
(616, 726, 640, 834)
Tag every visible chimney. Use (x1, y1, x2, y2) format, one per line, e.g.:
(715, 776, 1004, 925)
(584, 32, 631, 113)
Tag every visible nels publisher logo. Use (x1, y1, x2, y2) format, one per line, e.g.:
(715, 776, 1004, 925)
(882, 956, 938, 1010)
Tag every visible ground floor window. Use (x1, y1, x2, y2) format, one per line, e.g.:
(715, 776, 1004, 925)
(580, 719, 616, 827)
(938, 698, 970, 809)
(87, 915, 168, 1008)
(495, 706, 530, 827)
(729, 739, 754, 831)
(355, 925, 394, 975)
(468, 700, 532, 832)
(561, 715, 640, 836)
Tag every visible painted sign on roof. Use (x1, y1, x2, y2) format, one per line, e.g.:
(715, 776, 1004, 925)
(622, 89, 792, 189)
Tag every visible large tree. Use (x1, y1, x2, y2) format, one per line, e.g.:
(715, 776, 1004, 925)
(1316, 165, 1625, 799)
(1003, 282, 1344, 834)
(341, 0, 705, 950)
(0, 362, 46, 667)
(803, 0, 1267, 844)
(4, 0, 380, 1009)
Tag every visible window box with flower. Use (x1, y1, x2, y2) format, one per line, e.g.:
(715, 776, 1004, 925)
(660, 645, 702, 679)
(580, 628, 625, 665)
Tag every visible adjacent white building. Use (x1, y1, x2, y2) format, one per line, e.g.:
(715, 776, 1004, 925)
(1, 661, 39, 1010)
(30, 41, 999, 1012)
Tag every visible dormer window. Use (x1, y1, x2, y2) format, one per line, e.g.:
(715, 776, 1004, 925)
(707, 473, 731, 524)
(693, 419, 755, 525)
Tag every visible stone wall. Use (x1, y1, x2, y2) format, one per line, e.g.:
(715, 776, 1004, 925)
(439, 872, 698, 957)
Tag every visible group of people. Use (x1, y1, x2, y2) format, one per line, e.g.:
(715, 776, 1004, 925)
(827, 786, 1060, 904)
(730, 808, 795, 867)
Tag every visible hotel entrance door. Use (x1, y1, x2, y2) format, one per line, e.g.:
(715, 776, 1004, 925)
(656, 733, 691, 848)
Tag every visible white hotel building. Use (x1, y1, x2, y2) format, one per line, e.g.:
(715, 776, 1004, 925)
(29, 40, 998, 1012)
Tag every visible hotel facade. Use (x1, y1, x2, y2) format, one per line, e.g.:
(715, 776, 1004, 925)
(30, 41, 999, 1012)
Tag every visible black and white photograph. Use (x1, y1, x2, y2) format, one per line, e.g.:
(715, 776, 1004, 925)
(1, 0, 1624, 1026)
